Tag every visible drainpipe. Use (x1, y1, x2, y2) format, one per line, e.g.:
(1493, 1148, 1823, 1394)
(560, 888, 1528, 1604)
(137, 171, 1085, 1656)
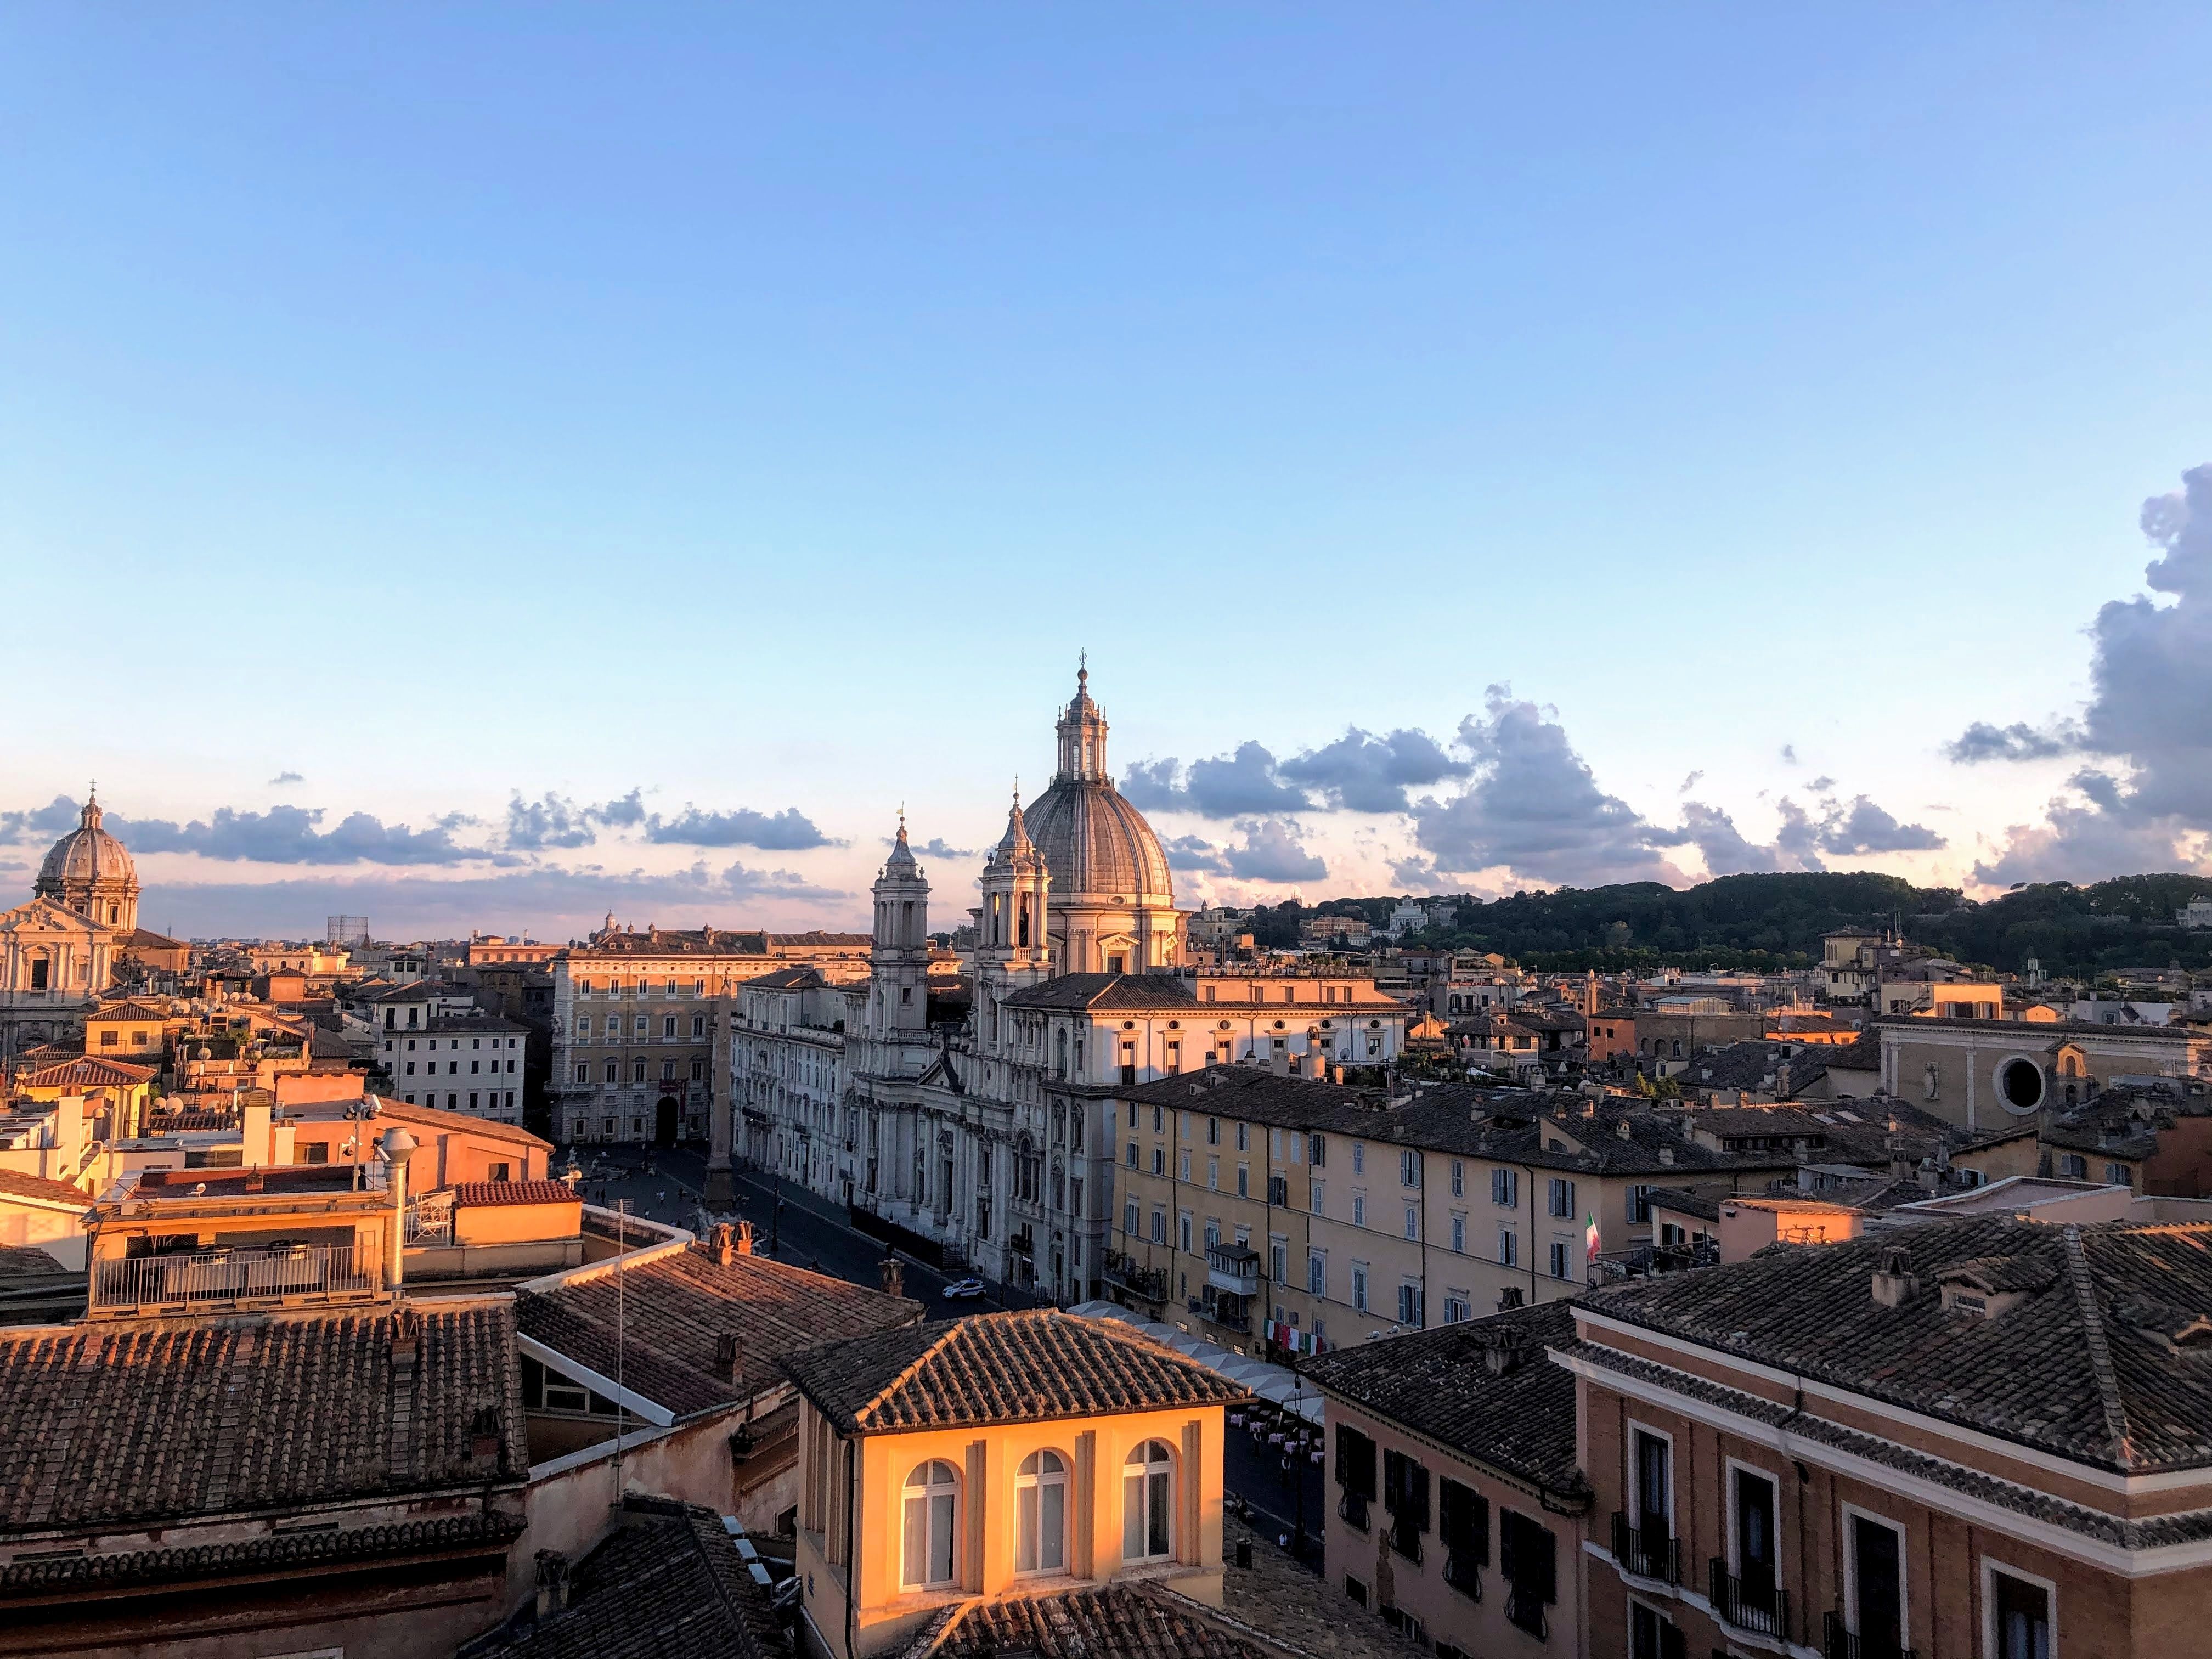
(845, 1434, 859, 1659)
(379, 1126, 419, 1291)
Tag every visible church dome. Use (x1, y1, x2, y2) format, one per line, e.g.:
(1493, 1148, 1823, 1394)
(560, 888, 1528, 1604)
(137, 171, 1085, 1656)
(37, 796, 136, 893)
(1023, 780, 1173, 903)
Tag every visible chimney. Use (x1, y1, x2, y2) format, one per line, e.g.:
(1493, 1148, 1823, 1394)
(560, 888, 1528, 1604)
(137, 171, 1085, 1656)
(1871, 1246, 1918, 1308)
(470, 1404, 501, 1462)
(534, 1550, 572, 1618)
(710, 1222, 736, 1266)
(880, 1256, 905, 1298)
(714, 1332, 744, 1385)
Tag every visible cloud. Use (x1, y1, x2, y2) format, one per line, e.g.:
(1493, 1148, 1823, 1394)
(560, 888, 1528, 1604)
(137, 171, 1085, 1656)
(1163, 834, 1231, 874)
(122, 859, 851, 941)
(1966, 464, 2212, 882)
(268, 771, 303, 786)
(1780, 744, 1799, 765)
(0, 796, 82, 842)
(910, 838, 974, 861)
(645, 806, 838, 851)
(1820, 795, 1946, 855)
(1275, 727, 1471, 813)
(110, 805, 490, 866)
(1943, 721, 2080, 764)
(1804, 776, 1835, 792)
(1677, 771, 1703, 795)
(1671, 802, 1803, 876)
(1223, 819, 1327, 883)
(1120, 743, 1314, 817)
(1410, 690, 1680, 885)
(505, 793, 603, 851)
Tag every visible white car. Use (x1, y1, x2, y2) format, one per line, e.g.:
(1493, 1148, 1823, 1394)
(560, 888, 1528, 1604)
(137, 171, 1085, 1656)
(940, 1277, 986, 1301)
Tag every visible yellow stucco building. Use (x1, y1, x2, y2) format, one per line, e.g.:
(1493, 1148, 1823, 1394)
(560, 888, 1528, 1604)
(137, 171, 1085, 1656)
(781, 1308, 1249, 1658)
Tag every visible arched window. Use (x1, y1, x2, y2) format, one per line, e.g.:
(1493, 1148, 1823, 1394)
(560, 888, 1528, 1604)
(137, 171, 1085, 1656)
(1123, 1440, 1175, 1562)
(1015, 1449, 1068, 1573)
(902, 1460, 959, 1588)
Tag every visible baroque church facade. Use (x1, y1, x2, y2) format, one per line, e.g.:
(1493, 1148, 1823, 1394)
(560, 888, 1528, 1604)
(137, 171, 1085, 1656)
(719, 667, 1412, 1303)
(721, 668, 1194, 1301)
(0, 795, 142, 1063)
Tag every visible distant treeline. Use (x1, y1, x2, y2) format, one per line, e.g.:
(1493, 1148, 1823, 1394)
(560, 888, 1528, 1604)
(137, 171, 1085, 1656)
(1246, 872, 2212, 978)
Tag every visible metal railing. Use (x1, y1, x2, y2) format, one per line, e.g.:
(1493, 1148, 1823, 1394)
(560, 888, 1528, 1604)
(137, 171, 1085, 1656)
(91, 1243, 380, 1313)
(1610, 1512, 1679, 1583)
(1822, 1611, 1915, 1659)
(1442, 1552, 1482, 1600)
(1336, 1489, 1371, 1531)
(1711, 1558, 1788, 1640)
(1503, 1587, 1549, 1639)
(1385, 1513, 1423, 1564)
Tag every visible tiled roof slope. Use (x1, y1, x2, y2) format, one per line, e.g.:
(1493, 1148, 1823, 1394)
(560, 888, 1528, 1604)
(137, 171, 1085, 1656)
(452, 1180, 577, 1207)
(0, 1168, 90, 1206)
(21, 1056, 156, 1089)
(909, 1584, 1296, 1658)
(0, 1300, 525, 1532)
(783, 1309, 1251, 1436)
(1001, 973, 1200, 1012)
(461, 1499, 776, 1659)
(1584, 1217, 2212, 1474)
(1302, 1300, 1586, 1497)
(518, 1244, 921, 1419)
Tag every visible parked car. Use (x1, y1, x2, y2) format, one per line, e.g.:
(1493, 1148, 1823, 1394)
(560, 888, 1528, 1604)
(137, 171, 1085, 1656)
(940, 1276, 986, 1300)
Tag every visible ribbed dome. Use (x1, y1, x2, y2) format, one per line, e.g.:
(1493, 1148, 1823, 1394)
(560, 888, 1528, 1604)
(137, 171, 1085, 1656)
(37, 798, 136, 891)
(1023, 780, 1173, 904)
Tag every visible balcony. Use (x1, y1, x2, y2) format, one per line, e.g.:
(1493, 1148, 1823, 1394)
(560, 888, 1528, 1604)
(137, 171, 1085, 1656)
(1102, 1253, 1169, 1302)
(91, 1243, 381, 1317)
(1442, 1553, 1481, 1601)
(1610, 1512, 1678, 1584)
(1210, 1305, 1253, 1334)
(1711, 1558, 1788, 1640)
(1337, 1489, 1371, 1531)
(1206, 1240, 1261, 1295)
(1503, 1587, 1549, 1640)
(1822, 1612, 1915, 1659)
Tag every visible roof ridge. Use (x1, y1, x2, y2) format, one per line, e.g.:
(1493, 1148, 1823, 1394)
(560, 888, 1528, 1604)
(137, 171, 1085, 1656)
(2061, 1223, 2137, 1470)
(854, 1321, 970, 1429)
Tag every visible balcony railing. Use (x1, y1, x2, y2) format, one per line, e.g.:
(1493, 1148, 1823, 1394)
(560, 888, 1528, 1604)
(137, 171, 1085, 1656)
(1711, 1558, 1788, 1640)
(1442, 1552, 1482, 1600)
(1206, 1240, 1261, 1295)
(1822, 1611, 1915, 1659)
(1211, 1306, 1253, 1333)
(1610, 1513, 1679, 1583)
(1103, 1254, 1169, 1302)
(1386, 1513, 1423, 1564)
(91, 1243, 381, 1316)
(1336, 1489, 1371, 1531)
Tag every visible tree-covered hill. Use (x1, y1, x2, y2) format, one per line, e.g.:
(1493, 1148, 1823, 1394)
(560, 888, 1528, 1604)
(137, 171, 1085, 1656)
(1261, 872, 2212, 978)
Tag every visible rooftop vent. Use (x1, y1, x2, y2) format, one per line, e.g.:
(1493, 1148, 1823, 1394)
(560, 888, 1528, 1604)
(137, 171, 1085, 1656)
(1871, 1246, 1918, 1309)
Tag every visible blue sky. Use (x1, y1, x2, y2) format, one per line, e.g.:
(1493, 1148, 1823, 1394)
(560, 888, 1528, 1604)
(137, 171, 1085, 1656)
(5, 7, 2210, 939)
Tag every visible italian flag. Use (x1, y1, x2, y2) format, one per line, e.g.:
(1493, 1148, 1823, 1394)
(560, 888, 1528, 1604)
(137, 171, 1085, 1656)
(1585, 1212, 1601, 1264)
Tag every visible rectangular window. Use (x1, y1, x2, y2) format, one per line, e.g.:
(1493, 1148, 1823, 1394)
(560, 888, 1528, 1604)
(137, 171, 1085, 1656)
(1237, 1164, 1249, 1197)
(1990, 1567, 2052, 1659)
(1550, 1239, 1569, 1279)
(1382, 1448, 1429, 1560)
(1352, 1142, 1365, 1175)
(1180, 1150, 1191, 1181)
(1848, 1513, 1905, 1656)
(1404, 1205, 1419, 1240)
(1352, 1193, 1366, 1228)
(1271, 1239, 1286, 1284)
(1310, 1180, 1324, 1214)
(1124, 1199, 1140, 1235)
(1237, 1122, 1250, 1152)
(1334, 1424, 1378, 1530)
(1628, 1183, 1653, 1224)
(1207, 1116, 1220, 1146)
(1492, 1167, 1517, 1207)
(1127, 1142, 1138, 1168)
(1208, 1157, 1219, 1190)
(1438, 1478, 1488, 1597)
(1548, 1177, 1575, 1217)
(1396, 1282, 1420, 1326)
(1443, 1293, 1471, 1323)
(1178, 1213, 1192, 1252)
(1499, 1228, 1517, 1267)
(1308, 1133, 1325, 1166)
(1400, 1149, 1420, 1187)
(1450, 1159, 1464, 1196)
(1499, 1510, 1556, 1638)
(1351, 1264, 1369, 1312)
(1307, 1251, 1325, 1296)
(1150, 1208, 1166, 1245)
(1152, 1147, 1165, 1176)
(1732, 1466, 1780, 1628)
(1451, 1214, 1465, 1252)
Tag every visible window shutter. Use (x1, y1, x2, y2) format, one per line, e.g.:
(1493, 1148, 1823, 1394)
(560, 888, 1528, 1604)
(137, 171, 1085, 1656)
(1529, 1520, 1556, 1604)
(1499, 1510, 1520, 1582)
(1657, 1620, 1685, 1659)
(1334, 1425, 1351, 1487)
(1409, 1463, 1430, 1532)
(1470, 1491, 1490, 1566)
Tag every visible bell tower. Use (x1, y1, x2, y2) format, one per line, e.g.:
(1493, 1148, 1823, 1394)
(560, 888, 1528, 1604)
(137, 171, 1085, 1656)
(870, 814, 931, 1037)
(978, 789, 1051, 978)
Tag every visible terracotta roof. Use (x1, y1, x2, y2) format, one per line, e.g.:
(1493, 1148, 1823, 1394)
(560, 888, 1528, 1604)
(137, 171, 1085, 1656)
(0, 1300, 526, 1532)
(738, 966, 825, 990)
(1000, 973, 1201, 1012)
(782, 1309, 1250, 1437)
(1583, 1217, 2212, 1474)
(910, 1584, 1295, 1658)
(369, 1096, 552, 1149)
(0, 1168, 90, 1207)
(20, 1056, 156, 1090)
(1303, 1301, 1587, 1498)
(0, 1510, 524, 1599)
(459, 1498, 777, 1659)
(452, 1180, 578, 1207)
(518, 1244, 921, 1420)
(0, 1244, 71, 1277)
(86, 1000, 173, 1023)
(120, 928, 187, 949)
